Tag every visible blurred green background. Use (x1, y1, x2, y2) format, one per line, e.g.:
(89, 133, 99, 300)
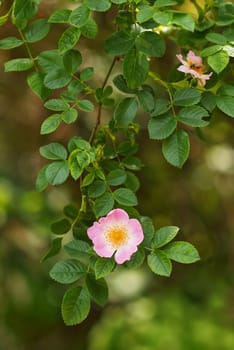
(0, 1, 234, 349)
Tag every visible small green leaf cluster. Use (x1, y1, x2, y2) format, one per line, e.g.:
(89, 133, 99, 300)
(45, 212, 199, 325)
(0, 0, 233, 326)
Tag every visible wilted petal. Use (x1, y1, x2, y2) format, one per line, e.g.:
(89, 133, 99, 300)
(177, 65, 192, 74)
(187, 50, 202, 65)
(176, 54, 187, 66)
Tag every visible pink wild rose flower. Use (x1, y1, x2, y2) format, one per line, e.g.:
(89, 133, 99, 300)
(176, 50, 212, 86)
(87, 208, 144, 264)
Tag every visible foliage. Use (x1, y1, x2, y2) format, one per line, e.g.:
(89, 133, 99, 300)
(0, 0, 233, 325)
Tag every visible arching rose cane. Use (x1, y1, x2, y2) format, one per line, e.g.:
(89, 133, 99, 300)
(87, 209, 144, 264)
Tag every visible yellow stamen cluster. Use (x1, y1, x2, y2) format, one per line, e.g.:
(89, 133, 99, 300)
(106, 226, 128, 248)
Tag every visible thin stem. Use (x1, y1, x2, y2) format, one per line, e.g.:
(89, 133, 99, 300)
(18, 29, 38, 71)
(89, 57, 118, 144)
(101, 57, 117, 90)
(148, 71, 177, 118)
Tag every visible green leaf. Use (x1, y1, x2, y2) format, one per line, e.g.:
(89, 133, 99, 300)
(82, 172, 95, 187)
(85, 0, 111, 12)
(140, 216, 155, 246)
(126, 248, 145, 269)
(124, 171, 140, 192)
(147, 251, 172, 277)
(49, 9, 72, 23)
(173, 88, 201, 107)
(63, 49, 82, 73)
(45, 161, 69, 185)
(44, 69, 72, 89)
(217, 83, 234, 97)
(68, 80, 83, 94)
(41, 237, 63, 262)
(208, 50, 229, 74)
(113, 188, 138, 206)
(27, 72, 51, 99)
(200, 92, 216, 112)
(86, 274, 108, 306)
(62, 286, 90, 325)
(38, 50, 64, 73)
(205, 32, 227, 45)
(164, 241, 200, 264)
(69, 150, 90, 180)
(152, 226, 179, 248)
(24, 19, 50, 43)
(136, 5, 154, 23)
(123, 49, 149, 89)
(107, 169, 127, 186)
(216, 96, 234, 118)
(148, 113, 177, 140)
(117, 141, 138, 157)
(200, 45, 222, 57)
(105, 31, 135, 55)
(68, 136, 91, 152)
(154, 0, 177, 6)
(44, 99, 69, 111)
(0, 13, 9, 27)
(111, 0, 127, 3)
(40, 114, 62, 135)
(80, 17, 98, 39)
(80, 67, 94, 81)
(4, 58, 34, 72)
(94, 258, 115, 279)
(51, 218, 71, 235)
(162, 129, 190, 168)
(50, 259, 86, 284)
(113, 75, 136, 94)
(114, 98, 138, 127)
(137, 88, 155, 112)
(172, 12, 195, 32)
(178, 106, 209, 127)
(136, 31, 165, 57)
(151, 98, 170, 116)
(77, 99, 94, 112)
(62, 109, 78, 124)
(153, 11, 173, 25)
(64, 240, 90, 259)
(35, 164, 49, 192)
(0, 36, 23, 49)
(12, 0, 38, 29)
(94, 192, 114, 217)
(69, 5, 90, 27)
(63, 204, 78, 219)
(223, 45, 234, 58)
(122, 156, 142, 171)
(88, 180, 106, 198)
(58, 27, 81, 53)
(40, 143, 67, 160)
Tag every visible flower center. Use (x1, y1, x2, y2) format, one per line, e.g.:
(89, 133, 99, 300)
(188, 60, 205, 74)
(106, 226, 128, 248)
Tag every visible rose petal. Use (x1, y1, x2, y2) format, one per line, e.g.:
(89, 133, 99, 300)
(177, 65, 192, 74)
(94, 243, 115, 259)
(106, 208, 129, 224)
(87, 222, 102, 240)
(176, 54, 187, 66)
(187, 50, 202, 65)
(114, 245, 138, 264)
(128, 219, 144, 245)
